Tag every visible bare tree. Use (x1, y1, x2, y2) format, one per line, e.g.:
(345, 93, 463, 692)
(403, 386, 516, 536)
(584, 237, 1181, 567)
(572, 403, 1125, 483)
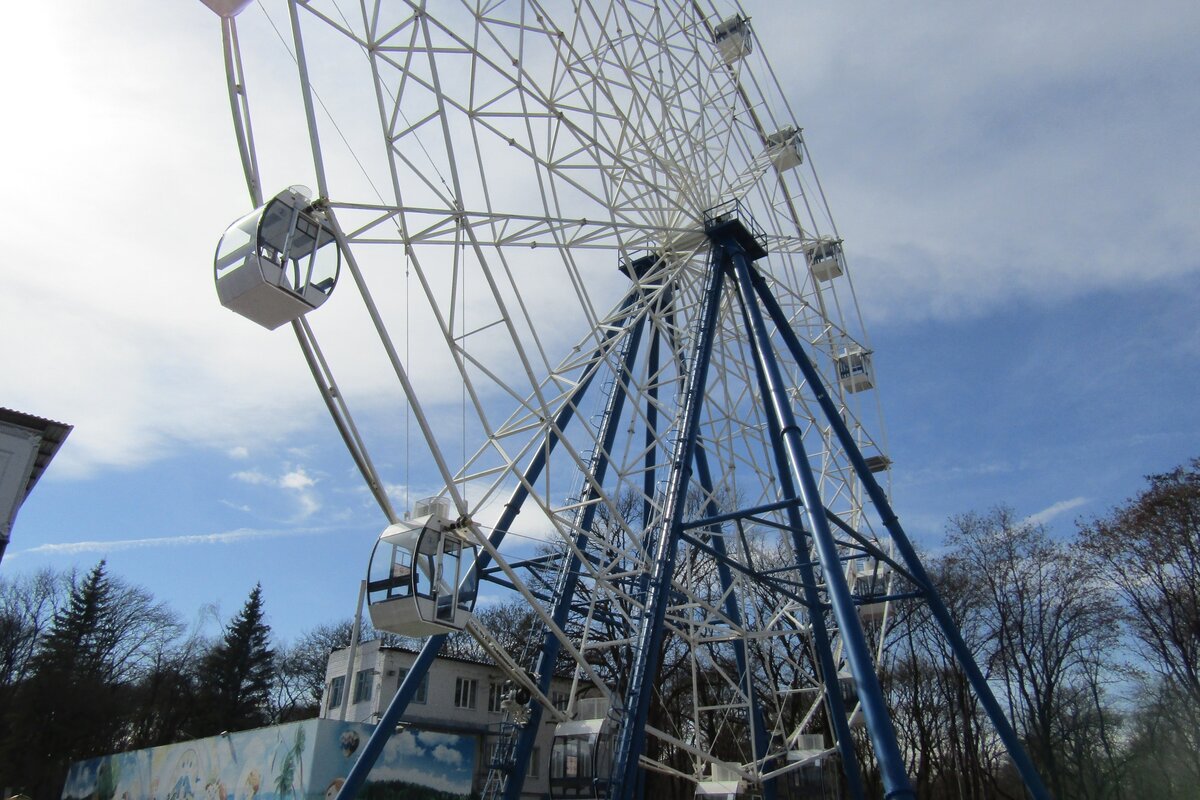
(0, 567, 67, 689)
(947, 508, 1123, 800)
(1079, 459, 1200, 790)
(274, 618, 366, 720)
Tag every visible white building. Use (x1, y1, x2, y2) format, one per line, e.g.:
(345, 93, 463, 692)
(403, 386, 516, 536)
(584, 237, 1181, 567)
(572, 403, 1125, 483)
(321, 640, 573, 799)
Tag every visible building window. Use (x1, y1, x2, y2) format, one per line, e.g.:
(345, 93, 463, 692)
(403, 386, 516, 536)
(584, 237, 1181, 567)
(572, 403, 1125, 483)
(455, 677, 478, 709)
(327, 675, 345, 712)
(551, 690, 569, 711)
(528, 746, 541, 778)
(397, 667, 429, 704)
(488, 682, 504, 713)
(353, 668, 373, 704)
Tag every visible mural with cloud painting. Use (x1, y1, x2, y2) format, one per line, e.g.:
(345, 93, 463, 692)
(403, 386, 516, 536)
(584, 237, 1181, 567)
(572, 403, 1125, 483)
(60, 719, 476, 800)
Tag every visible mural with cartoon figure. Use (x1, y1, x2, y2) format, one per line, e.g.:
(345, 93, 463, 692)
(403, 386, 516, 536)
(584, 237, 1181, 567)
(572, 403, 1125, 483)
(60, 720, 476, 800)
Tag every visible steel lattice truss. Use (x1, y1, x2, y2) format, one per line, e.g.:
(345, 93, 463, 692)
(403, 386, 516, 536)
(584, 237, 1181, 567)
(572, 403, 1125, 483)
(206, 0, 922, 797)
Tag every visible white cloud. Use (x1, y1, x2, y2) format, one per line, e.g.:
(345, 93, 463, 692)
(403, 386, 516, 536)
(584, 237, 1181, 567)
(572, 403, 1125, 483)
(232, 470, 271, 486)
(229, 465, 321, 519)
(394, 730, 423, 757)
(432, 744, 463, 766)
(416, 731, 463, 748)
(757, 0, 1200, 325)
(4, 0, 1196, 488)
(1024, 497, 1089, 527)
(12, 526, 328, 558)
(280, 468, 316, 491)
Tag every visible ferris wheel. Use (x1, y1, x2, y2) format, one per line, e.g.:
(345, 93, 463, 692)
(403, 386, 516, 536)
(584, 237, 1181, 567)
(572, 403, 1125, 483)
(199, 3, 1050, 800)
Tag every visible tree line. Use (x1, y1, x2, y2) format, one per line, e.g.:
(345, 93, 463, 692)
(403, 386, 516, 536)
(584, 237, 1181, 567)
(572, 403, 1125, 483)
(1, 458, 1197, 799)
(0, 568, 285, 798)
(851, 459, 1200, 799)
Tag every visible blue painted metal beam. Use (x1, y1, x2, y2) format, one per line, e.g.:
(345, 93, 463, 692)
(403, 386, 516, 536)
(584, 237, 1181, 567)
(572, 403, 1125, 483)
(499, 303, 650, 800)
(692, 445, 775, 800)
(610, 252, 727, 800)
(335, 289, 642, 800)
(675, 530, 813, 609)
(677, 498, 800, 530)
(726, 251, 868, 800)
(730, 250, 914, 800)
(748, 269, 1052, 800)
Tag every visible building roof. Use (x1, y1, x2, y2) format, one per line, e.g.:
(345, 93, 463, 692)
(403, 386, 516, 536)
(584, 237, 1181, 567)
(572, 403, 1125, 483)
(0, 408, 73, 499)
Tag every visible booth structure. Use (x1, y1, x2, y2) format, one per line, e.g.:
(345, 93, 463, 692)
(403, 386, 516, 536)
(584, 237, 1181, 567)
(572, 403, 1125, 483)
(549, 698, 616, 800)
(782, 737, 841, 800)
(713, 15, 753, 65)
(214, 186, 340, 330)
(803, 238, 844, 283)
(765, 127, 804, 171)
(834, 347, 874, 394)
(367, 497, 479, 637)
(849, 559, 893, 622)
(695, 764, 750, 800)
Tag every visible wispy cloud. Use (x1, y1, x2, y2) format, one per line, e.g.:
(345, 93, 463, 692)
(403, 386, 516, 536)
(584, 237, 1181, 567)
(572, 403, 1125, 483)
(1024, 497, 1089, 527)
(14, 526, 328, 558)
(279, 469, 315, 491)
(232, 469, 271, 486)
(232, 466, 321, 519)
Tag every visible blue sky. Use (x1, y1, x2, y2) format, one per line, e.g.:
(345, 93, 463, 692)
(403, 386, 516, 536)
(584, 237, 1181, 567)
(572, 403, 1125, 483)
(2, 0, 1198, 644)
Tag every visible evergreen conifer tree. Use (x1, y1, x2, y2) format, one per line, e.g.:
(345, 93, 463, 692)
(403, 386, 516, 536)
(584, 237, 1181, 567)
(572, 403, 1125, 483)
(3, 561, 126, 798)
(196, 583, 275, 734)
(36, 561, 113, 678)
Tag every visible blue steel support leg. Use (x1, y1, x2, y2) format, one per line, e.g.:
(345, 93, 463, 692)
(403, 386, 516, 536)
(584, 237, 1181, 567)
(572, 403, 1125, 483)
(499, 310, 650, 800)
(335, 631, 447, 800)
(335, 290, 642, 800)
(610, 253, 727, 800)
(692, 446, 776, 800)
(642, 318, 662, 540)
(748, 270, 1052, 800)
(728, 273, 867, 800)
(728, 251, 915, 800)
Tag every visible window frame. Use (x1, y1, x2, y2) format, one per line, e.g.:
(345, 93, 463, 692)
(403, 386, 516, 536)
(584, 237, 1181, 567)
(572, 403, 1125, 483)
(454, 676, 478, 709)
(396, 667, 429, 704)
(352, 668, 373, 704)
(488, 682, 505, 713)
(328, 675, 345, 712)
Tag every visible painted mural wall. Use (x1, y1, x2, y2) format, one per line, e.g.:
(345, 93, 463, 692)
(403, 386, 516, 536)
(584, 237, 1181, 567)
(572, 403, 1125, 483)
(60, 720, 477, 800)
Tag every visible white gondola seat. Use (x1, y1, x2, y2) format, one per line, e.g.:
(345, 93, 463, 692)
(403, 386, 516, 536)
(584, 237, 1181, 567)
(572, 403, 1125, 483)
(713, 15, 753, 65)
(834, 347, 874, 393)
(804, 238, 844, 282)
(366, 501, 478, 637)
(214, 186, 340, 330)
(766, 126, 803, 171)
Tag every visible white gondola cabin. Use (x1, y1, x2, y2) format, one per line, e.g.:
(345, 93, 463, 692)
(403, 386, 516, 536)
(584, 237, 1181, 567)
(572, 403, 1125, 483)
(850, 558, 892, 622)
(782, 745, 840, 800)
(836, 672, 864, 728)
(803, 238, 844, 282)
(366, 498, 479, 637)
(834, 347, 874, 393)
(863, 454, 891, 474)
(695, 764, 750, 800)
(550, 698, 616, 800)
(214, 186, 340, 330)
(766, 126, 803, 171)
(713, 15, 753, 65)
